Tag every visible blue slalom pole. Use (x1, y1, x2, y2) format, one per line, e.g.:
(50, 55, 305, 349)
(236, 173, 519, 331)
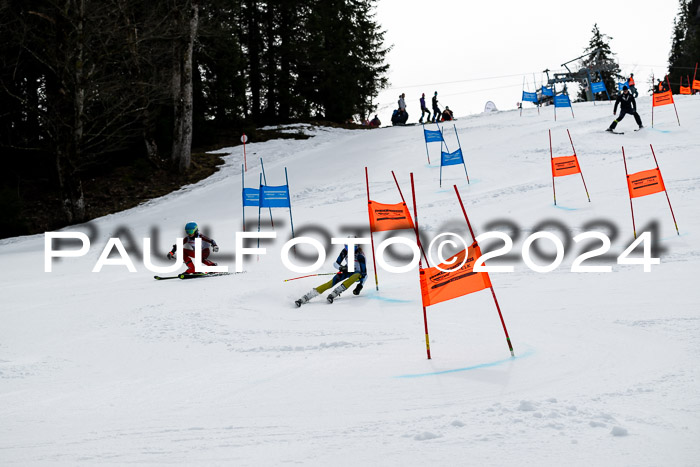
(454, 124, 470, 184)
(257, 173, 262, 249)
(285, 167, 295, 240)
(438, 122, 450, 153)
(260, 158, 274, 228)
(422, 124, 431, 165)
(242, 164, 246, 231)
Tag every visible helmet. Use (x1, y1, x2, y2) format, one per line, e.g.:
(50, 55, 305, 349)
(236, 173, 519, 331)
(185, 222, 198, 236)
(345, 234, 358, 252)
(434, 91, 438, 95)
(623, 85, 629, 91)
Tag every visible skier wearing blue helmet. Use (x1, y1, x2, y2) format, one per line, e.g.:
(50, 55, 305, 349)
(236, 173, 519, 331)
(295, 238, 367, 306)
(167, 222, 219, 274)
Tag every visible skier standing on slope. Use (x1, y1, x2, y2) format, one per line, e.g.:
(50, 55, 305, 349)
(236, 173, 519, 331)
(628, 73, 638, 98)
(167, 222, 219, 274)
(606, 86, 643, 133)
(295, 240, 367, 306)
(419, 93, 431, 124)
(431, 91, 441, 123)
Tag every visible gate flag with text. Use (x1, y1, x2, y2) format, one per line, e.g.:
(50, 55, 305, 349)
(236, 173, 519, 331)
(365, 168, 427, 291)
(256, 167, 296, 245)
(409, 173, 515, 359)
(621, 144, 679, 238)
(680, 76, 692, 95)
(439, 124, 470, 187)
(553, 94, 574, 121)
(419, 243, 491, 307)
(652, 75, 681, 127)
(549, 129, 590, 204)
(422, 123, 448, 165)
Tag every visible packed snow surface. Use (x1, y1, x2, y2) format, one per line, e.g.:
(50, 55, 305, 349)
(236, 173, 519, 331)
(2, 96, 699, 465)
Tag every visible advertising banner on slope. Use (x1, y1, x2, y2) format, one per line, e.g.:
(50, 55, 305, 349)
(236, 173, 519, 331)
(551, 155, 581, 177)
(626, 168, 666, 199)
(419, 243, 491, 308)
(368, 201, 414, 232)
(653, 90, 674, 107)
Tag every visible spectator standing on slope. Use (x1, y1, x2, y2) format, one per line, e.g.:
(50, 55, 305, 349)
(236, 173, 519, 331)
(431, 91, 441, 123)
(419, 93, 431, 124)
(628, 73, 638, 98)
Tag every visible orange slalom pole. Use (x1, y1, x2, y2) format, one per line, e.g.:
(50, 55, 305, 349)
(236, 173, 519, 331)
(549, 129, 556, 205)
(392, 170, 429, 266)
(411, 172, 431, 360)
(666, 75, 681, 126)
(621, 146, 637, 239)
(453, 185, 515, 357)
(650, 144, 680, 236)
(567, 129, 590, 202)
(365, 167, 380, 291)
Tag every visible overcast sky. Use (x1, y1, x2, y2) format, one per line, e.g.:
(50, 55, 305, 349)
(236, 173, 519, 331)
(373, 0, 680, 121)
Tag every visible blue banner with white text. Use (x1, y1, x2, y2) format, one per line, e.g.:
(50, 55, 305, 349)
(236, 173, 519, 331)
(424, 129, 443, 143)
(441, 148, 464, 167)
(554, 95, 571, 108)
(242, 188, 260, 207)
(260, 185, 291, 208)
(522, 91, 539, 103)
(541, 86, 554, 97)
(591, 81, 606, 94)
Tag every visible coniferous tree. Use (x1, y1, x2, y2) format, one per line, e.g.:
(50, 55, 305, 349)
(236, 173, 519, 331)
(577, 24, 621, 102)
(668, 0, 700, 93)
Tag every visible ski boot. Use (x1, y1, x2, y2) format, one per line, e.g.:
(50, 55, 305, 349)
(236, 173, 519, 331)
(327, 284, 348, 304)
(353, 284, 363, 296)
(295, 289, 319, 307)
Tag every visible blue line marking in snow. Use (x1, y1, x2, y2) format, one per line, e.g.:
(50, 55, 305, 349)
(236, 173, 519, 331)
(661, 231, 690, 241)
(553, 204, 578, 211)
(395, 348, 533, 378)
(365, 294, 413, 304)
(649, 128, 672, 134)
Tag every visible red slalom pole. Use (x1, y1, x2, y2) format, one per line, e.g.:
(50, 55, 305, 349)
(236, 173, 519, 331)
(666, 75, 681, 126)
(411, 172, 431, 360)
(365, 167, 380, 291)
(453, 185, 515, 357)
(392, 170, 429, 266)
(567, 129, 590, 202)
(549, 129, 556, 205)
(284, 272, 338, 282)
(650, 144, 680, 236)
(242, 133, 248, 172)
(621, 146, 638, 239)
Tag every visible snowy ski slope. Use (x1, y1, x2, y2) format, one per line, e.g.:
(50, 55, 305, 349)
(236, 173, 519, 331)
(1, 96, 699, 465)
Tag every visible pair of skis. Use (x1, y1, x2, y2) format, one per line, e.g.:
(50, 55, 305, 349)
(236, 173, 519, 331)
(606, 127, 643, 135)
(154, 272, 234, 281)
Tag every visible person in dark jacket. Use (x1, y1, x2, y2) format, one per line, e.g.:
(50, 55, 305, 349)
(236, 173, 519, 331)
(442, 106, 454, 121)
(369, 115, 381, 127)
(431, 91, 440, 123)
(295, 243, 368, 306)
(606, 86, 643, 132)
(419, 93, 431, 123)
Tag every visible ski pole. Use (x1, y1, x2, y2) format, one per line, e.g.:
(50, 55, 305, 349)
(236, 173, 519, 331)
(283, 273, 338, 282)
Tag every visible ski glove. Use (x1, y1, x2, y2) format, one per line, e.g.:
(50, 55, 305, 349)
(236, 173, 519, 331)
(167, 252, 175, 260)
(212, 245, 219, 253)
(339, 265, 348, 274)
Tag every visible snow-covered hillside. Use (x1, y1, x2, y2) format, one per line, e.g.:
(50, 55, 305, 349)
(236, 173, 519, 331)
(2, 96, 699, 465)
